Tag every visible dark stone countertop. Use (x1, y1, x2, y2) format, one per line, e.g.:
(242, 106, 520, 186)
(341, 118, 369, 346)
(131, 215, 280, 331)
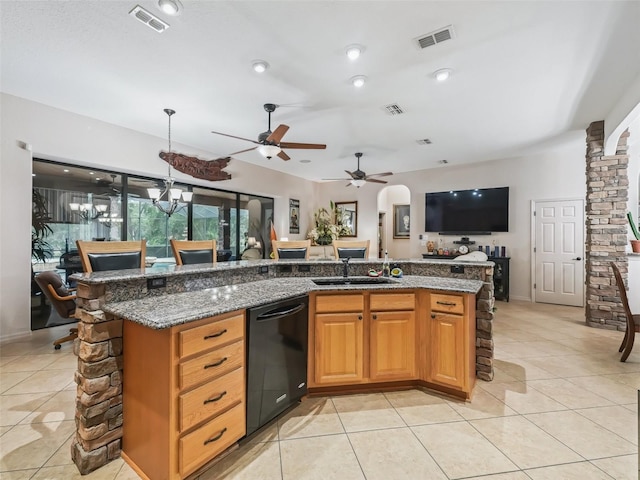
(104, 275, 484, 329)
(72, 257, 494, 284)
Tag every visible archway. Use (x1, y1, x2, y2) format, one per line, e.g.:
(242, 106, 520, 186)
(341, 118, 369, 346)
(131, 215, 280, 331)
(376, 185, 411, 259)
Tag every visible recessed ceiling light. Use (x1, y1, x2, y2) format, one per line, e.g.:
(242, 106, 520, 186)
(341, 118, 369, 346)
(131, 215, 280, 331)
(252, 60, 269, 73)
(351, 75, 367, 88)
(89, 172, 94, 175)
(345, 44, 364, 60)
(32, 173, 36, 177)
(63, 169, 69, 173)
(299, 159, 311, 164)
(95, 177, 101, 181)
(157, 0, 183, 16)
(434, 68, 452, 82)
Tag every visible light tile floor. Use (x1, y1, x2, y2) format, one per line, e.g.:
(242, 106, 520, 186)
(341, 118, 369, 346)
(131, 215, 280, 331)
(1, 301, 638, 479)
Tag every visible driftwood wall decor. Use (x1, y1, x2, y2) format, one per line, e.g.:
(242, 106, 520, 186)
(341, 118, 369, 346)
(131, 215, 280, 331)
(159, 151, 232, 181)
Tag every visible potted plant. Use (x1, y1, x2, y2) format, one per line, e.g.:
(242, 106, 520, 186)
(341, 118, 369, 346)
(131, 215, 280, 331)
(627, 211, 640, 253)
(307, 201, 351, 246)
(32, 188, 53, 263)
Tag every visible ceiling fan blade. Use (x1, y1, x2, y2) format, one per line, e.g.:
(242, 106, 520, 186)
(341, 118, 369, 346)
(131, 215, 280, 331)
(365, 178, 388, 184)
(211, 131, 260, 144)
(229, 146, 258, 156)
(277, 150, 291, 161)
(345, 170, 357, 179)
(266, 124, 289, 144)
(279, 142, 326, 150)
(366, 172, 393, 178)
(321, 177, 351, 181)
(346, 182, 353, 187)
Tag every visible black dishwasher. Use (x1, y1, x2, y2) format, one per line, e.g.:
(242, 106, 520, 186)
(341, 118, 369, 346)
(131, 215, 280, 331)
(246, 295, 308, 436)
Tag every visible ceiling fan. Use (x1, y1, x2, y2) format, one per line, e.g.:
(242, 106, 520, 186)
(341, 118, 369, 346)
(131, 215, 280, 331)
(211, 103, 326, 161)
(323, 152, 393, 187)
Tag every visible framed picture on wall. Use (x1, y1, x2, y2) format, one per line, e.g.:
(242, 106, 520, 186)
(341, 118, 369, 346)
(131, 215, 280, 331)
(289, 198, 300, 234)
(393, 204, 410, 239)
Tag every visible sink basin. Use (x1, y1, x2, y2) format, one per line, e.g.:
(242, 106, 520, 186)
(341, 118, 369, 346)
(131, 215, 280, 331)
(312, 276, 396, 286)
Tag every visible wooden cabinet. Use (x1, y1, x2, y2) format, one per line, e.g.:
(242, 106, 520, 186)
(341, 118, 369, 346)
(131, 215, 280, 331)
(310, 291, 416, 387)
(122, 311, 246, 480)
(424, 292, 476, 397)
(315, 312, 364, 384)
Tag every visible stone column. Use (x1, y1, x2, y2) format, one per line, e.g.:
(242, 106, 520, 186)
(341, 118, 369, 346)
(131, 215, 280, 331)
(585, 121, 630, 329)
(476, 266, 495, 381)
(71, 282, 124, 474)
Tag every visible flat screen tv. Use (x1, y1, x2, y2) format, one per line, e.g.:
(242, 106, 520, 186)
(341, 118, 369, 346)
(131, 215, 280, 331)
(425, 187, 509, 234)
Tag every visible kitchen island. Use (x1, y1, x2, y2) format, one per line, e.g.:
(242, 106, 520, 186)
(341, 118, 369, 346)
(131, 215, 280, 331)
(69, 258, 494, 478)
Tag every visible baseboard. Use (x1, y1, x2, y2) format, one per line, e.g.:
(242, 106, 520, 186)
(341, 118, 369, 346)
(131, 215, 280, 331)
(508, 295, 532, 302)
(0, 329, 34, 344)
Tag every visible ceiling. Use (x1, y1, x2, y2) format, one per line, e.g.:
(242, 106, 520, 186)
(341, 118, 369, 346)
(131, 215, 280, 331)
(2, 1, 640, 182)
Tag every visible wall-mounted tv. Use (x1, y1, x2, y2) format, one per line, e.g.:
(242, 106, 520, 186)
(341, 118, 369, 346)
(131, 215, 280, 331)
(425, 187, 509, 234)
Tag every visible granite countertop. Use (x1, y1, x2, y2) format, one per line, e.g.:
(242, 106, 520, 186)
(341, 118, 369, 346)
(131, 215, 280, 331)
(72, 257, 495, 284)
(104, 275, 484, 329)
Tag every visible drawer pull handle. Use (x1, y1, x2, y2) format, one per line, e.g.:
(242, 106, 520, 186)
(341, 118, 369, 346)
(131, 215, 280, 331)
(204, 329, 227, 340)
(436, 301, 457, 307)
(204, 357, 228, 369)
(204, 427, 227, 445)
(372, 314, 377, 320)
(358, 315, 362, 320)
(431, 314, 436, 319)
(204, 391, 227, 404)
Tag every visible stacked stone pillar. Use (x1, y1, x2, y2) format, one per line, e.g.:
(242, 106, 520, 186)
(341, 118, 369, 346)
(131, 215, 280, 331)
(475, 266, 495, 381)
(71, 282, 124, 474)
(585, 121, 630, 330)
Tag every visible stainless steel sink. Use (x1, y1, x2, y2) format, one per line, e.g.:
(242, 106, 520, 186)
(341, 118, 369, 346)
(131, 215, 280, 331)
(312, 276, 396, 286)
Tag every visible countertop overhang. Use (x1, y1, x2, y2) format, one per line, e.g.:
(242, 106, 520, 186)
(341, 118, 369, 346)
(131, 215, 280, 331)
(103, 275, 484, 329)
(71, 257, 495, 284)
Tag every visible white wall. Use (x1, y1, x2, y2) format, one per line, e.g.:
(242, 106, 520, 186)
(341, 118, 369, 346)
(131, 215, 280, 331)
(315, 135, 587, 302)
(0, 92, 590, 338)
(0, 93, 318, 339)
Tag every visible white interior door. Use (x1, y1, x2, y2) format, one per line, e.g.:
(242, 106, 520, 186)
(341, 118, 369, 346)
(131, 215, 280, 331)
(534, 199, 584, 306)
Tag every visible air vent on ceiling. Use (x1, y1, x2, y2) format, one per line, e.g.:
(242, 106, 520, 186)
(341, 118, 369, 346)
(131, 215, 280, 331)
(129, 5, 170, 33)
(415, 25, 454, 49)
(416, 139, 432, 145)
(383, 104, 404, 116)
(438, 159, 449, 165)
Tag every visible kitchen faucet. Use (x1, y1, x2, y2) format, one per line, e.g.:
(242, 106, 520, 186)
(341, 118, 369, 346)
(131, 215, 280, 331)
(341, 257, 350, 278)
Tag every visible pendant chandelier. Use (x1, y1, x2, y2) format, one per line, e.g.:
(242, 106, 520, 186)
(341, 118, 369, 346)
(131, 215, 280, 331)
(147, 108, 192, 217)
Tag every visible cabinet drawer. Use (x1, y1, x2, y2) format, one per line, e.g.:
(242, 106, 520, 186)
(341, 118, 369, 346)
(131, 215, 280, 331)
(430, 293, 464, 315)
(370, 293, 415, 311)
(180, 340, 244, 391)
(179, 367, 244, 432)
(179, 402, 245, 477)
(315, 294, 364, 313)
(179, 313, 244, 359)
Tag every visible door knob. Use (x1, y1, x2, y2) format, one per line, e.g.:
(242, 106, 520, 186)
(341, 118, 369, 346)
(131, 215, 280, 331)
(572, 257, 582, 261)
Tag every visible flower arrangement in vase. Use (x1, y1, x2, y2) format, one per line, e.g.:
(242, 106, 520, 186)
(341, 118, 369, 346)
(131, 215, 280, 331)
(307, 201, 351, 245)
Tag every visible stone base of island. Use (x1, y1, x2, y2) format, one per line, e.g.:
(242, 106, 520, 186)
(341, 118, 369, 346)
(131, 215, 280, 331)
(69, 258, 493, 478)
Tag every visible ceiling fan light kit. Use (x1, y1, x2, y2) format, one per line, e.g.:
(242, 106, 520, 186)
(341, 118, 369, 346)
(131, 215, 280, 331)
(257, 144, 281, 159)
(322, 152, 393, 187)
(211, 102, 326, 161)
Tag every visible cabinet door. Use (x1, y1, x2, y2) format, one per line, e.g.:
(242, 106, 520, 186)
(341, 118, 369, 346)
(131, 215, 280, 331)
(370, 310, 416, 381)
(429, 312, 465, 389)
(314, 312, 363, 385)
